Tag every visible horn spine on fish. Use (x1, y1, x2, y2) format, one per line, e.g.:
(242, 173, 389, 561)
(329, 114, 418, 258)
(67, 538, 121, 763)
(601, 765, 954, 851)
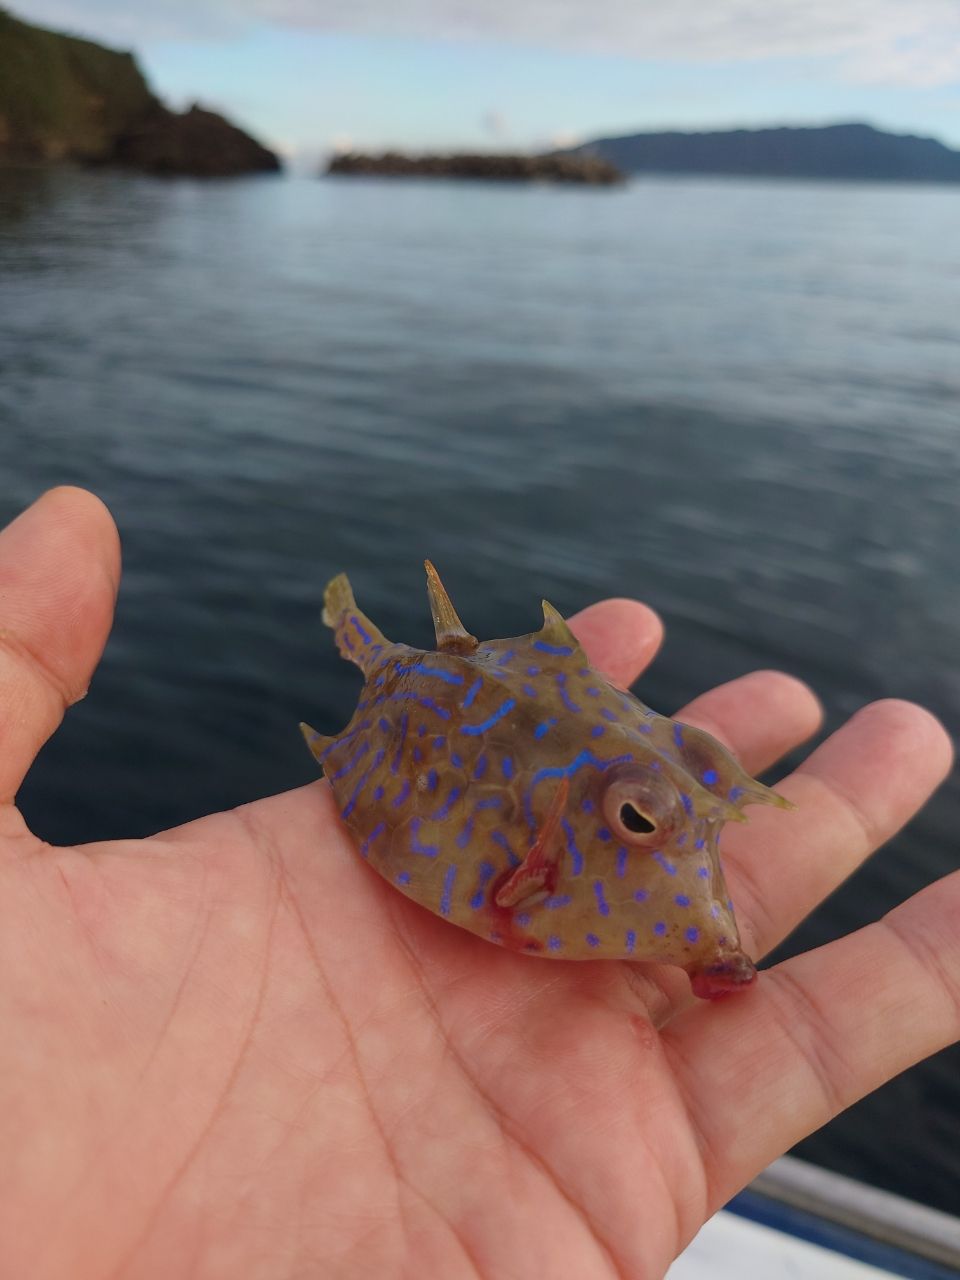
(425, 560, 478, 654)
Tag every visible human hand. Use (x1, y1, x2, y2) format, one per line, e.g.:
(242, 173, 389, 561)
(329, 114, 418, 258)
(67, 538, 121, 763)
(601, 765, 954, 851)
(1, 488, 955, 1280)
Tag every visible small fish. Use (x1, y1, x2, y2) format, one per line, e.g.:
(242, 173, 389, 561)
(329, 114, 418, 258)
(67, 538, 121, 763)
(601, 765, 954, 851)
(302, 564, 793, 999)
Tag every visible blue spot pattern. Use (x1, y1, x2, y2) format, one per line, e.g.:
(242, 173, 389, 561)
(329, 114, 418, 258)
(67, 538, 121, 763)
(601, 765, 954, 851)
(616, 846, 628, 878)
(534, 718, 557, 739)
(702, 768, 719, 785)
(392, 780, 411, 808)
(342, 750, 386, 819)
(360, 822, 385, 856)
(548, 935, 563, 951)
(586, 933, 600, 948)
(625, 929, 637, 953)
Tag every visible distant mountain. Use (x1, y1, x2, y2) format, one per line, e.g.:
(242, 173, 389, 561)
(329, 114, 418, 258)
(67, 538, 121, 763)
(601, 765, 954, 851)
(0, 7, 280, 176)
(563, 122, 960, 183)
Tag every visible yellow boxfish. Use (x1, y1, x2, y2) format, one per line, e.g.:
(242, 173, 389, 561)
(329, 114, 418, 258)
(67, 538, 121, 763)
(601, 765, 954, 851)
(302, 563, 793, 999)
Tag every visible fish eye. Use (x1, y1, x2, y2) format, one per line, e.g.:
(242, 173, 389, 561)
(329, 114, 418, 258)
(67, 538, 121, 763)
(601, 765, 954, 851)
(618, 802, 656, 836)
(600, 764, 677, 846)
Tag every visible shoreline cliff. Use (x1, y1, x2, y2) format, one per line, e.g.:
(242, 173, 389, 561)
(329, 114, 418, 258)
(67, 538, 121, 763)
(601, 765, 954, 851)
(0, 8, 280, 177)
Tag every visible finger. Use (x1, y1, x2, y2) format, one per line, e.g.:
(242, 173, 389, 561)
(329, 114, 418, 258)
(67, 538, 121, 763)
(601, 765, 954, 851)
(662, 864, 960, 1210)
(568, 598, 663, 690)
(678, 669, 823, 775)
(721, 699, 953, 960)
(0, 488, 120, 804)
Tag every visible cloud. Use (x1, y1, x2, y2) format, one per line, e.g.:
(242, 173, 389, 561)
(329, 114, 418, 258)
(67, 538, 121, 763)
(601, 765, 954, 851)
(21, 0, 960, 88)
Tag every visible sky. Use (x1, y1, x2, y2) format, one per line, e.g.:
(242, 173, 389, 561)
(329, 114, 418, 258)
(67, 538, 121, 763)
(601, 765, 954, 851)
(20, 0, 960, 163)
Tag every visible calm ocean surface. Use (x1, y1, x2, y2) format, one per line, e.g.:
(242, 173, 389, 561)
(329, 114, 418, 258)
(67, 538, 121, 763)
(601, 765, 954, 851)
(0, 166, 958, 1211)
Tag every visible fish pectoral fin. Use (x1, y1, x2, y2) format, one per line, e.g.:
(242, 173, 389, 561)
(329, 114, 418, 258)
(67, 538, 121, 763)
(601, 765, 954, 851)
(424, 560, 478, 654)
(300, 721, 334, 767)
(494, 778, 569, 910)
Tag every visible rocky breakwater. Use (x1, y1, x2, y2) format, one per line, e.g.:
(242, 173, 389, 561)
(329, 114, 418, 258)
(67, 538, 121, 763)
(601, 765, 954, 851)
(327, 151, 624, 185)
(0, 8, 280, 177)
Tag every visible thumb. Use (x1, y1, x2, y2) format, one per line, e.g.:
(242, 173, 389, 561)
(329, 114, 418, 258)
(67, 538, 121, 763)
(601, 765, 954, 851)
(0, 487, 120, 805)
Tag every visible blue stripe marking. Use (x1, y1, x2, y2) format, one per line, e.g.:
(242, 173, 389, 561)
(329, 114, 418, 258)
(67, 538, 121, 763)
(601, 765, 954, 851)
(654, 852, 677, 875)
(341, 628, 355, 652)
(674, 723, 685, 747)
(433, 735, 446, 750)
(590, 725, 605, 738)
(534, 718, 557, 739)
(522, 683, 537, 697)
(461, 698, 516, 735)
(391, 713, 408, 776)
(475, 796, 501, 810)
(556, 673, 581, 713)
(626, 929, 637, 953)
(456, 816, 475, 849)
(412, 745, 422, 764)
(410, 818, 439, 857)
(616, 846, 628, 878)
(545, 895, 572, 908)
(319, 718, 371, 760)
(395, 662, 463, 685)
(426, 769, 438, 791)
(431, 787, 461, 822)
(440, 864, 457, 915)
(392, 779, 411, 808)
(341, 750, 385, 819)
(380, 691, 451, 719)
(331, 740, 370, 780)
(417, 723, 427, 738)
(502, 756, 514, 779)
(526, 666, 539, 676)
(681, 793, 694, 816)
(373, 785, 384, 801)
(378, 717, 391, 733)
(463, 676, 483, 708)
(601, 707, 618, 722)
(473, 753, 488, 780)
(350, 615, 372, 644)
(469, 860, 496, 911)
(490, 829, 516, 861)
(523, 749, 633, 827)
(534, 640, 573, 655)
(360, 821, 385, 856)
(451, 752, 463, 767)
(561, 818, 584, 876)
(593, 880, 610, 917)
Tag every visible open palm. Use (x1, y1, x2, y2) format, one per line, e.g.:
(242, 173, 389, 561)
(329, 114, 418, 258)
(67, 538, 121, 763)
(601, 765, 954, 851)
(2, 488, 957, 1280)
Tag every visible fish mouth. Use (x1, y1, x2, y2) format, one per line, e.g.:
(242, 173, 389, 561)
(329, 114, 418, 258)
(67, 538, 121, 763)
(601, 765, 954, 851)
(688, 950, 757, 1000)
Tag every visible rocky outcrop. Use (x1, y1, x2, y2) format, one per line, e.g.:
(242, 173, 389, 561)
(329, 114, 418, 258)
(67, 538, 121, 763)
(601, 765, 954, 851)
(111, 104, 280, 177)
(327, 151, 624, 185)
(0, 7, 280, 176)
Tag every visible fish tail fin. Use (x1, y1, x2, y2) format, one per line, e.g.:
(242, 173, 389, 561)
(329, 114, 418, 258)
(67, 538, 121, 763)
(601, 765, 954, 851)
(322, 572, 389, 673)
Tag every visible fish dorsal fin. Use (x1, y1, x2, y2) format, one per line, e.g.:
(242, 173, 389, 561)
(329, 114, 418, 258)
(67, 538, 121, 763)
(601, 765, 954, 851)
(424, 560, 478, 654)
(536, 600, 583, 657)
(323, 573, 389, 673)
